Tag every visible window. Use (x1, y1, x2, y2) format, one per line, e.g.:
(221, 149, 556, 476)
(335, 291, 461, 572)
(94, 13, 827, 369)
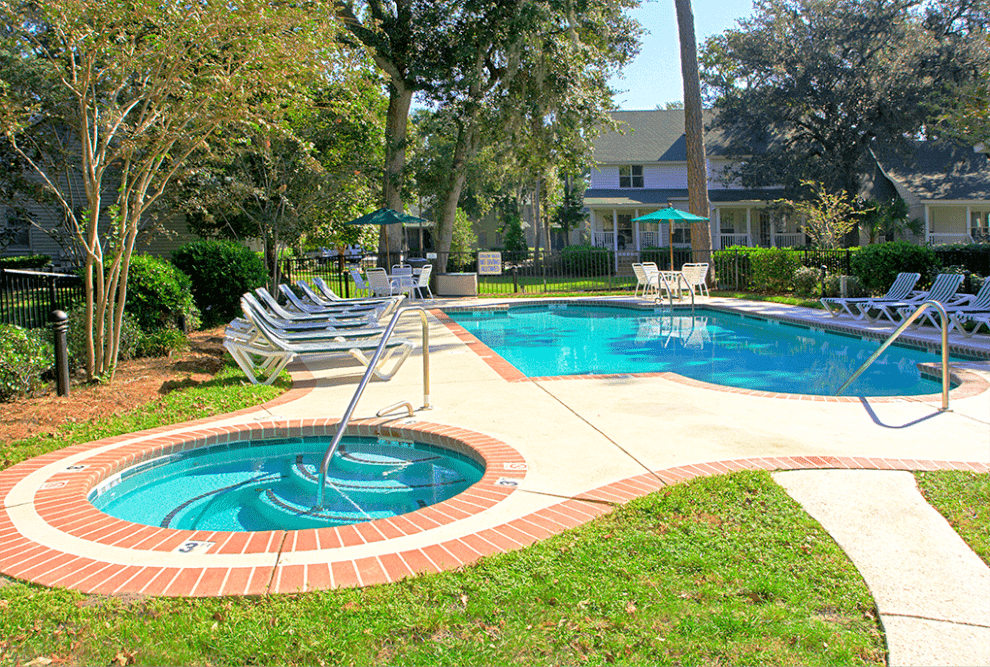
(619, 165, 643, 188)
(720, 210, 736, 235)
(672, 224, 692, 245)
(1, 211, 30, 249)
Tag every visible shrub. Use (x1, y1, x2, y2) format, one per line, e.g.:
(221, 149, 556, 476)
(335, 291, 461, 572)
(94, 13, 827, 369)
(750, 248, 801, 292)
(66, 304, 142, 371)
(0, 324, 52, 401)
(561, 244, 613, 276)
(137, 326, 188, 358)
(850, 241, 939, 294)
(125, 254, 200, 332)
(824, 274, 867, 298)
(0, 255, 51, 270)
(792, 266, 820, 296)
(173, 240, 267, 325)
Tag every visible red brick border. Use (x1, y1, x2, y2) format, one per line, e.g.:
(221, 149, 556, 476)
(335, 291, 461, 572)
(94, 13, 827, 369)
(0, 418, 526, 597)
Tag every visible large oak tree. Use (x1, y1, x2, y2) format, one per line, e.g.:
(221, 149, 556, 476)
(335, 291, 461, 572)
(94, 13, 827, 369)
(701, 0, 989, 201)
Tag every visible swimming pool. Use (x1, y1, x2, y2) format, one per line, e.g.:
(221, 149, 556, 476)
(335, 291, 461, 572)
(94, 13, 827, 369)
(90, 435, 485, 532)
(446, 303, 960, 396)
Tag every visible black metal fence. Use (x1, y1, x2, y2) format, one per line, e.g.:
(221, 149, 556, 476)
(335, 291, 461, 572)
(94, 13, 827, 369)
(279, 256, 354, 298)
(282, 245, 988, 298)
(1, 269, 85, 329)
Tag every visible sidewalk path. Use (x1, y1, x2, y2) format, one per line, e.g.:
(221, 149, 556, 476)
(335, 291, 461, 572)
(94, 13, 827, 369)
(773, 469, 990, 667)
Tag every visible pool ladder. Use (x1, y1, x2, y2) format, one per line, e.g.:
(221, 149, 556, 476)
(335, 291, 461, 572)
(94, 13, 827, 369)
(834, 300, 951, 411)
(315, 305, 432, 510)
(654, 271, 695, 313)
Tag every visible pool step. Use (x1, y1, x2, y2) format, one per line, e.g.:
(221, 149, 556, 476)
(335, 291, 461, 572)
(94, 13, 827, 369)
(252, 489, 397, 529)
(331, 442, 444, 474)
(288, 460, 467, 499)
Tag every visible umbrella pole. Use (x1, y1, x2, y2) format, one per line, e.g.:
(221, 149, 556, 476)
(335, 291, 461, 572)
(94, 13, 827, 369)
(669, 224, 674, 270)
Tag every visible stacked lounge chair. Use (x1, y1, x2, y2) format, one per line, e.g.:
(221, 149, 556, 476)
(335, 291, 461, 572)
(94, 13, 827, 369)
(224, 293, 413, 385)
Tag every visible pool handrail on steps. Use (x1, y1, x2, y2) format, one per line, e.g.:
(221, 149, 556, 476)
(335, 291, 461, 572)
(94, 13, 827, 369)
(655, 271, 695, 313)
(834, 300, 950, 411)
(315, 305, 432, 510)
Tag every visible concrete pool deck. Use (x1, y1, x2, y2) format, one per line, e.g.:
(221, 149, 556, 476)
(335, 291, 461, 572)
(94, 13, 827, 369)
(1, 296, 988, 662)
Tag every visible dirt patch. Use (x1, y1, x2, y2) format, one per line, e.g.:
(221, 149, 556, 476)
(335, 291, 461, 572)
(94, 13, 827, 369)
(0, 327, 228, 444)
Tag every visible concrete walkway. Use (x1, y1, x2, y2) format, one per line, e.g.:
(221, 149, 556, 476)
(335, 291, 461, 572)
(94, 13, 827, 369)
(774, 470, 990, 667)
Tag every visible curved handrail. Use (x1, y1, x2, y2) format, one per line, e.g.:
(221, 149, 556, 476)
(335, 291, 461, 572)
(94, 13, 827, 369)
(315, 306, 431, 509)
(654, 271, 695, 313)
(835, 300, 950, 411)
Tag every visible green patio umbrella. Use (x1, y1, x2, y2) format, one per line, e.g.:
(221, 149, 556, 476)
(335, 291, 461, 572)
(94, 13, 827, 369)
(344, 208, 431, 267)
(632, 206, 709, 270)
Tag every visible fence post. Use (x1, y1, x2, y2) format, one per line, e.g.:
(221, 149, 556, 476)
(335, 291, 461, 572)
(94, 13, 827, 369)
(51, 310, 70, 397)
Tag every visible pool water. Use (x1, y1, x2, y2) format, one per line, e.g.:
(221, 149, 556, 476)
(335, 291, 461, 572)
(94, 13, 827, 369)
(90, 436, 484, 532)
(446, 304, 959, 396)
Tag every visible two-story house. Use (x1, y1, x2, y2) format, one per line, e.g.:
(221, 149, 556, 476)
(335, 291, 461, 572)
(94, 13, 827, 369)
(584, 109, 990, 266)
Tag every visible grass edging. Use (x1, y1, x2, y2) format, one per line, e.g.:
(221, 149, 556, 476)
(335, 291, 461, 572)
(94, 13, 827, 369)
(0, 472, 885, 666)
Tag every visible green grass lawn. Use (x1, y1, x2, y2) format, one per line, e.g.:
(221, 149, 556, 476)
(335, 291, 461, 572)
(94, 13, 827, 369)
(2, 348, 985, 665)
(0, 472, 887, 666)
(915, 470, 990, 566)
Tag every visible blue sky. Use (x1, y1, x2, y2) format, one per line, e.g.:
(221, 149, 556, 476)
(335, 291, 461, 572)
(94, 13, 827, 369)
(610, 0, 756, 110)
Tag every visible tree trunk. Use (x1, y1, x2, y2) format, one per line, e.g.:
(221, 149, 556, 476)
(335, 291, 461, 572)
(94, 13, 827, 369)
(435, 116, 478, 273)
(381, 82, 413, 267)
(675, 0, 713, 271)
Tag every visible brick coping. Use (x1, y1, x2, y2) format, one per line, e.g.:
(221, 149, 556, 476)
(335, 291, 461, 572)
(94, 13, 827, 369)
(0, 419, 526, 597)
(2, 444, 984, 596)
(434, 303, 990, 403)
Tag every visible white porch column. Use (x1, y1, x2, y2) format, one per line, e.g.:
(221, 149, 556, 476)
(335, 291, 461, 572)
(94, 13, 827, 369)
(713, 208, 721, 250)
(634, 208, 640, 251)
(746, 208, 752, 246)
(612, 209, 619, 273)
(924, 205, 930, 244)
(967, 205, 972, 240)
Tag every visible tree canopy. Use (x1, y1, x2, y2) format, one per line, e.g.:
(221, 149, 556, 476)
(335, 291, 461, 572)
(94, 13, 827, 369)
(701, 0, 989, 199)
(0, 0, 333, 380)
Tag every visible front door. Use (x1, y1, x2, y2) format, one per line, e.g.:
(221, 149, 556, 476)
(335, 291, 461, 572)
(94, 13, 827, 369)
(759, 211, 772, 247)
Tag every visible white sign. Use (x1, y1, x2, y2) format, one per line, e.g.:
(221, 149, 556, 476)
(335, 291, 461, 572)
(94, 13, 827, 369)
(477, 251, 502, 275)
(426, 252, 438, 260)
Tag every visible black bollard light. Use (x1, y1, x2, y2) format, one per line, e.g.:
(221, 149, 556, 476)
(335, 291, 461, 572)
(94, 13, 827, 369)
(51, 310, 70, 397)
(820, 265, 827, 300)
(963, 270, 972, 294)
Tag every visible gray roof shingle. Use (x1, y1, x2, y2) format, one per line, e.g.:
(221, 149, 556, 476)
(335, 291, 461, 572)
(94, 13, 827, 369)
(593, 110, 731, 163)
(874, 143, 990, 202)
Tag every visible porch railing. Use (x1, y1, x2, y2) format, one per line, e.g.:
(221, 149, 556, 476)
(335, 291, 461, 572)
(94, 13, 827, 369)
(772, 233, 806, 247)
(928, 233, 972, 245)
(592, 231, 614, 248)
(719, 233, 750, 248)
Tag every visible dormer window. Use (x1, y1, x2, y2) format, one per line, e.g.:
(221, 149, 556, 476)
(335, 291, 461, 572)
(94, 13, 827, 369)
(619, 165, 643, 188)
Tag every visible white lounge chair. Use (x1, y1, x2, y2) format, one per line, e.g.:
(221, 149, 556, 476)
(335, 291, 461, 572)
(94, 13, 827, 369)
(310, 276, 397, 306)
(278, 283, 380, 316)
(944, 280, 990, 335)
(820, 272, 919, 319)
(254, 287, 375, 325)
(897, 275, 989, 330)
(241, 293, 382, 334)
(867, 273, 965, 323)
(225, 303, 413, 385)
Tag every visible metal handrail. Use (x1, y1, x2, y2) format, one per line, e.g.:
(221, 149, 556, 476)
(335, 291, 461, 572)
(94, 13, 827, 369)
(835, 300, 951, 411)
(315, 305, 432, 509)
(655, 271, 695, 313)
